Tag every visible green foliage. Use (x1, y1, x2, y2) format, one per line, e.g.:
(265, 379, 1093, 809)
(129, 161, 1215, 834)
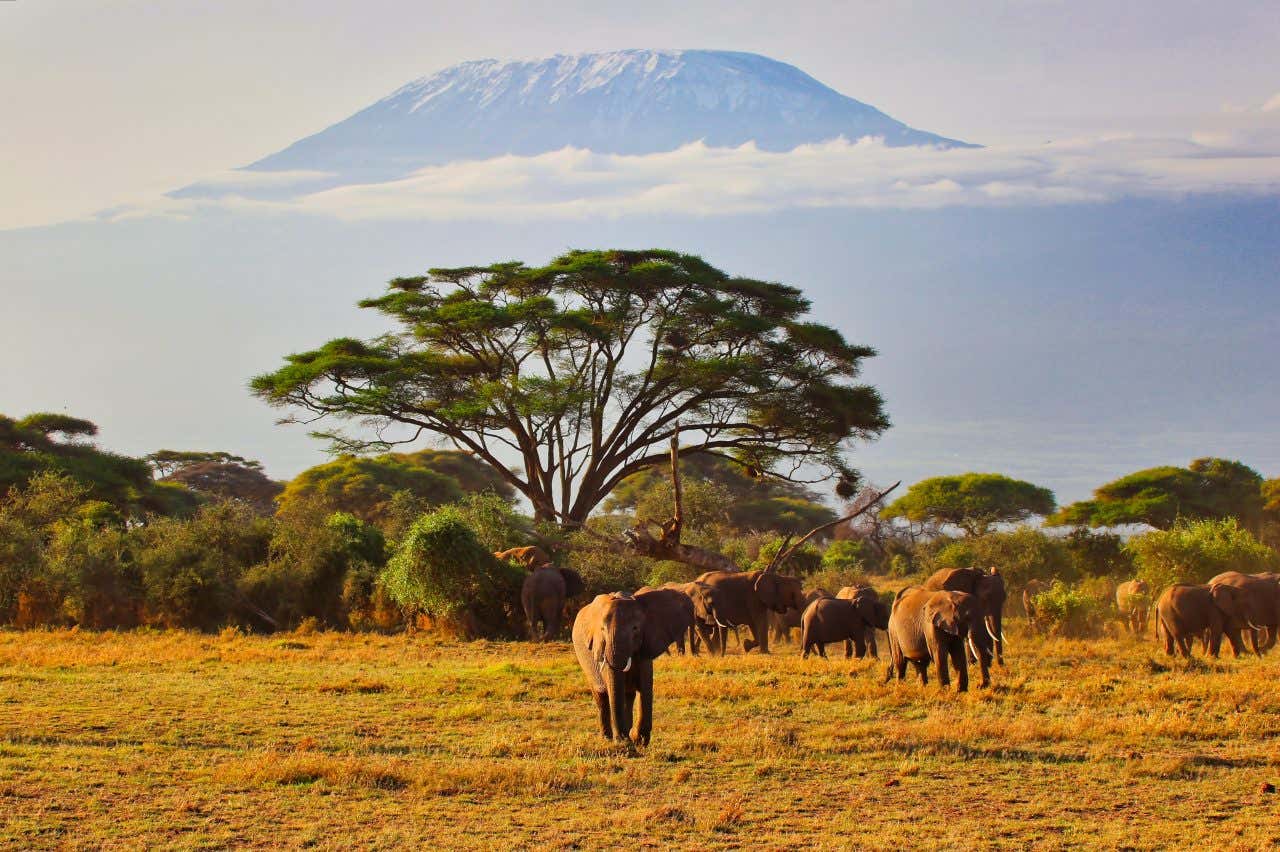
(445, 492, 533, 554)
(926, 527, 1073, 589)
(1126, 517, 1278, 591)
(805, 566, 871, 595)
(0, 474, 93, 623)
(1048, 458, 1264, 531)
(276, 449, 512, 527)
(131, 503, 273, 630)
(1062, 528, 1132, 578)
(253, 249, 888, 525)
(565, 515, 653, 594)
(160, 459, 282, 515)
(1029, 580, 1107, 637)
(1, 412, 190, 519)
(753, 536, 822, 575)
(146, 450, 264, 477)
(821, 539, 868, 572)
(381, 506, 523, 635)
(882, 473, 1056, 536)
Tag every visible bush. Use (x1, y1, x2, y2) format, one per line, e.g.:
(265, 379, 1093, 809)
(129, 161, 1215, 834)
(132, 502, 272, 630)
(564, 515, 654, 594)
(381, 506, 523, 637)
(805, 566, 870, 596)
(1030, 580, 1106, 637)
(1126, 517, 1278, 591)
(43, 520, 139, 628)
(821, 539, 868, 572)
(1062, 528, 1132, 578)
(753, 536, 822, 575)
(926, 528, 1073, 589)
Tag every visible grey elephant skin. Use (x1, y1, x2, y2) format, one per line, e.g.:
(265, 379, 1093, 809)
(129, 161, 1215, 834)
(1114, 579, 1151, 635)
(885, 586, 988, 692)
(521, 565, 585, 641)
(1207, 572, 1279, 654)
(925, 567, 1006, 666)
(800, 595, 875, 659)
(693, 569, 805, 654)
(770, 588, 833, 645)
(1154, 583, 1247, 658)
(571, 589, 694, 745)
(834, 586, 891, 658)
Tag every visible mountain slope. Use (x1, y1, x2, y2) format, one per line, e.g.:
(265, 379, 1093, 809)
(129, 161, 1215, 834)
(246, 49, 973, 182)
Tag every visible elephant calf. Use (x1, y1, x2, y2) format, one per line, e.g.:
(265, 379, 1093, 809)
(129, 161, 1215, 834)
(801, 597, 872, 659)
(771, 588, 833, 645)
(571, 589, 693, 746)
(835, 586, 890, 658)
(1154, 583, 1247, 659)
(521, 564, 585, 641)
(1114, 579, 1151, 635)
(885, 586, 988, 692)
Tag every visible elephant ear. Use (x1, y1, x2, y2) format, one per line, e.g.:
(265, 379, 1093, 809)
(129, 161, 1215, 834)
(636, 591, 694, 659)
(558, 568, 586, 599)
(1210, 583, 1242, 619)
(753, 572, 780, 610)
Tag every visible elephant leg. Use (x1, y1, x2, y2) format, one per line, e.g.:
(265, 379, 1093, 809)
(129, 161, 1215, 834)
(950, 640, 969, 693)
(867, 630, 879, 659)
(818, 642, 827, 659)
(911, 659, 929, 685)
(932, 637, 950, 689)
(593, 690, 613, 740)
(746, 616, 769, 654)
(844, 639, 853, 658)
(633, 659, 654, 746)
(1249, 628, 1262, 657)
(1161, 619, 1174, 656)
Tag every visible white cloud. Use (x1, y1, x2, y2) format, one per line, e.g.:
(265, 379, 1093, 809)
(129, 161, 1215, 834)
(99, 131, 1280, 225)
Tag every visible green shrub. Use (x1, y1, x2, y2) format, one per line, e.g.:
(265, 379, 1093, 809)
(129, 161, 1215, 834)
(805, 566, 870, 596)
(753, 536, 822, 575)
(381, 506, 523, 636)
(1031, 580, 1105, 637)
(1126, 517, 1278, 591)
(821, 539, 867, 572)
(1062, 528, 1132, 578)
(132, 502, 272, 630)
(44, 521, 139, 628)
(926, 528, 1073, 589)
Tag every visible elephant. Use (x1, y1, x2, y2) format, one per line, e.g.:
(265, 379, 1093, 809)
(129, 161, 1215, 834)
(494, 546, 554, 571)
(571, 588, 694, 745)
(693, 568, 806, 654)
(521, 565, 585, 640)
(634, 581, 716, 654)
(770, 588, 834, 645)
(1207, 571, 1280, 654)
(884, 586, 988, 692)
(1154, 583, 1248, 659)
(835, 586, 890, 658)
(1114, 579, 1151, 635)
(800, 596, 876, 659)
(1022, 579, 1049, 633)
(924, 566, 1006, 666)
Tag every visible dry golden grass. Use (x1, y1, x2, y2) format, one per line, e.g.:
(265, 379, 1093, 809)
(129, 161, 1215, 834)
(1, 621, 1278, 849)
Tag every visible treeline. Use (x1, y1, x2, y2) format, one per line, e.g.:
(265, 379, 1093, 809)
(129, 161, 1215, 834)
(3, 411, 1277, 636)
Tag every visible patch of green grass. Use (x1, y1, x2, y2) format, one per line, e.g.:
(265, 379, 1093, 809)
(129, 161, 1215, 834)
(1, 624, 1278, 848)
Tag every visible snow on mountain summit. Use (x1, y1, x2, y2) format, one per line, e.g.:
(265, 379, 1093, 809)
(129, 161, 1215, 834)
(244, 50, 973, 182)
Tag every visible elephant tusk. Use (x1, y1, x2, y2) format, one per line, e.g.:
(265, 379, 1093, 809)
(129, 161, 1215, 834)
(986, 622, 999, 643)
(622, 657, 633, 673)
(968, 634, 981, 662)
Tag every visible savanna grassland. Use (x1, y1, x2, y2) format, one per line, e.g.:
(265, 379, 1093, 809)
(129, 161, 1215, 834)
(1, 621, 1278, 850)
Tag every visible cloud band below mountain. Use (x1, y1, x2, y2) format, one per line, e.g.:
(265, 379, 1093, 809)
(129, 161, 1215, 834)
(115, 133, 1280, 224)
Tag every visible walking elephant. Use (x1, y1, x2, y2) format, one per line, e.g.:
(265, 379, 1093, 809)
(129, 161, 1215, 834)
(835, 586, 891, 658)
(925, 566, 1006, 665)
(1154, 583, 1248, 659)
(1207, 572, 1280, 654)
(571, 588, 694, 746)
(1114, 579, 1151, 635)
(770, 588, 834, 645)
(693, 568, 805, 654)
(800, 595, 876, 659)
(885, 586, 988, 692)
(521, 565, 585, 640)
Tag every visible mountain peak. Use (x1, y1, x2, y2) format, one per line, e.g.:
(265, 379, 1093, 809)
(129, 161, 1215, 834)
(185, 50, 974, 198)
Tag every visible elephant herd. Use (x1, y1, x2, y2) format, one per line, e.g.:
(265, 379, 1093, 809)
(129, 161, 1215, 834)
(1153, 571, 1280, 659)
(569, 564, 1009, 746)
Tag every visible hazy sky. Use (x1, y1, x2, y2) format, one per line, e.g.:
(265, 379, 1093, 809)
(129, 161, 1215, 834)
(4, 0, 1279, 228)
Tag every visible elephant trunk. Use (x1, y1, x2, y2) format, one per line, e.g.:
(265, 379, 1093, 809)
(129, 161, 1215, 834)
(605, 664, 630, 742)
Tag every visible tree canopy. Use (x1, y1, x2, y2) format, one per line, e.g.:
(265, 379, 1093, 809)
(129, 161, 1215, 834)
(252, 249, 888, 525)
(881, 472, 1056, 536)
(161, 460, 283, 515)
(604, 453, 836, 536)
(1046, 458, 1264, 530)
(0, 413, 192, 517)
(275, 449, 514, 524)
(146, 450, 264, 478)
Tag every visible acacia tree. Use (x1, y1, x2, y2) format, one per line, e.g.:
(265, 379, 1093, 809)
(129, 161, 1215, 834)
(1047, 458, 1264, 531)
(252, 249, 888, 527)
(881, 473, 1056, 536)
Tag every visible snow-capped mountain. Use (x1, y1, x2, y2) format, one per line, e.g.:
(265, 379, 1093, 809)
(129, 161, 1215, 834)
(239, 50, 973, 186)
